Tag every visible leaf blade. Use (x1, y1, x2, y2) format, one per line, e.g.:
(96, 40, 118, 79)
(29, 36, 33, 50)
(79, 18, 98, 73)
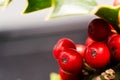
(0, 0, 12, 7)
(23, 0, 51, 13)
(50, 72, 60, 80)
(95, 5, 120, 33)
(49, 0, 98, 18)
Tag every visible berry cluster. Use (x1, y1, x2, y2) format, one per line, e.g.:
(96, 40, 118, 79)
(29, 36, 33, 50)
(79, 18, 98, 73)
(52, 18, 120, 80)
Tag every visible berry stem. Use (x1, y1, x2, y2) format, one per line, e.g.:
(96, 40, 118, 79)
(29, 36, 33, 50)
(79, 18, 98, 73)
(112, 63, 120, 80)
(90, 62, 120, 80)
(111, 24, 120, 34)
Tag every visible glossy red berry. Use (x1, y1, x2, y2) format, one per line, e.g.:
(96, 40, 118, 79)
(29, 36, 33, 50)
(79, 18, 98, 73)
(85, 37, 95, 46)
(76, 44, 86, 58)
(84, 42, 110, 69)
(53, 38, 76, 59)
(113, 0, 120, 6)
(107, 33, 117, 43)
(108, 34, 120, 61)
(59, 68, 80, 80)
(88, 18, 111, 42)
(58, 49, 83, 74)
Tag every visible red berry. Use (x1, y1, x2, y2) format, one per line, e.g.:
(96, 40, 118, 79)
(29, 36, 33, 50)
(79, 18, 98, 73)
(88, 18, 111, 42)
(107, 33, 117, 43)
(108, 34, 120, 61)
(109, 24, 117, 34)
(113, 0, 120, 6)
(76, 44, 86, 58)
(84, 42, 110, 69)
(109, 24, 115, 31)
(59, 68, 80, 80)
(58, 49, 83, 74)
(85, 37, 95, 46)
(53, 38, 76, 59)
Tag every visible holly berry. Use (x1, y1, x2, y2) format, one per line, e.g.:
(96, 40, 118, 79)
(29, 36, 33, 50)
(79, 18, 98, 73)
(113, 0, 120, 6)
(107, 33, 117, 43)
(58, 48, 83, 74)
(59, 68, 80, 80)
(76, 44, 86, 58)
(107, 34, 120, 61)
(52, 17, 120, 80)
(85, 37, 95, 46)
(88, 18, 111, 42)
(84, 42, 110, 69)
(109, 24, 117, 34)
(53, 38, 76, 59)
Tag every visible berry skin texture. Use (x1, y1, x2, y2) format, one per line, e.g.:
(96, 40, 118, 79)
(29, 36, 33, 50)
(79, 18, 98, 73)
(59, 68, 80, 80)
(88, 18, 111, 42)
(76, 44, 86, 58)
(53, 38, 76, 59)
(85, 37, 95, 46)
(107, 33, 117, 43)
(58, 49, 83, 74)
(108, 34, 120, 61)
(84, 42, 110, 69)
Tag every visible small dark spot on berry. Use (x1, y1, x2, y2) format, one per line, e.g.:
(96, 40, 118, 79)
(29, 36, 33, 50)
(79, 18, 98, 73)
(91, 50, 97, 57)
(62, 57, 68, 64)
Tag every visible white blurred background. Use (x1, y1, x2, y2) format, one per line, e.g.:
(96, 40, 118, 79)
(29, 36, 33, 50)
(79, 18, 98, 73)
(0, 0, 114, 31)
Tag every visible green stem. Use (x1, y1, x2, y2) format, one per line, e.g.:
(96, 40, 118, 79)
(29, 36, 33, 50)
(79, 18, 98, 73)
(92, 62, 120, 80)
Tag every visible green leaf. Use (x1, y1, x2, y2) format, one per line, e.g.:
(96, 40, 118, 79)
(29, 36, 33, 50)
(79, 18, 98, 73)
(50, 72, 60, 80)
(0, 0, 11, 7)
(95, 5, 120, 33)
(0, 1, 4, 6)
(23, 0, 51, 13)
(49, 0, 98, 18)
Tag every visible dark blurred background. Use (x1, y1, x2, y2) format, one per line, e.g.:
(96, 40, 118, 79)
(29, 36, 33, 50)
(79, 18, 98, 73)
(0, 15, 93, 80)
(0, 20, 89, 80)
